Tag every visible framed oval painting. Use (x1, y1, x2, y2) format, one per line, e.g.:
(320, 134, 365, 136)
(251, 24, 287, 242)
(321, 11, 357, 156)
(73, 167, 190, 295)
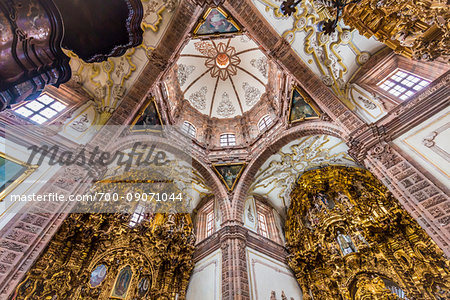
(89, 264, 107, 288)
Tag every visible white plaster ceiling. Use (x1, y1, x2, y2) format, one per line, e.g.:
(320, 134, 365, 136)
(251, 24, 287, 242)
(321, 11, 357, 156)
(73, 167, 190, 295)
(251, 0, 385, 106)
(249, 135, 358, 216)
(175, 34, 269, 118)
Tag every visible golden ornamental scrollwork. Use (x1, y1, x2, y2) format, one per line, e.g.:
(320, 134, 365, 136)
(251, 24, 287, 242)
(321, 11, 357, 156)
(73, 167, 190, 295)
(11, 213, 195, 300)
(11, 167, 195, 300)
(285, 166, 450, 300)
(343, 0, 450, 62)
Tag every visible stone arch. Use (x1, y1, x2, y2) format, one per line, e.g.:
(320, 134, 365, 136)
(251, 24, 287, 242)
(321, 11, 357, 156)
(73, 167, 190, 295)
(105, 133, 231, 221)
(231, 121, 345, 220)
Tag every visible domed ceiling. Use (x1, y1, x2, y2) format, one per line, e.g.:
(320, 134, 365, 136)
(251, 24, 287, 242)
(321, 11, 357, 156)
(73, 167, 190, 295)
(175, 34, 269, 118)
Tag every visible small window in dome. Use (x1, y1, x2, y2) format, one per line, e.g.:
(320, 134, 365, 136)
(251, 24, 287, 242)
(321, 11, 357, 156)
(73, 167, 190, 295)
(258, 114, 272, 132)
(220, 133, 236, 147)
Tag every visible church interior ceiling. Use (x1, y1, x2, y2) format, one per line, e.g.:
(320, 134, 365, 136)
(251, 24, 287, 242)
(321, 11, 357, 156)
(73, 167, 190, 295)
(252, 0, 385, 110)
(0, 0, 449, 299)
(66, 0, 178, 125)
(172, 34, 269, 118)
(250, 135, 357, 216)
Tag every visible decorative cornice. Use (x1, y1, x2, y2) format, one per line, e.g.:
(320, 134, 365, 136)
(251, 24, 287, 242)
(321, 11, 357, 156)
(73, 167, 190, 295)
(194, 224, 288, 264)
(189, 0, 225, 7)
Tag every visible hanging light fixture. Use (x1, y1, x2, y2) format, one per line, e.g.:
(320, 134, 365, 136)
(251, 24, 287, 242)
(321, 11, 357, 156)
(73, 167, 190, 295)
(280, 0, 361, 35)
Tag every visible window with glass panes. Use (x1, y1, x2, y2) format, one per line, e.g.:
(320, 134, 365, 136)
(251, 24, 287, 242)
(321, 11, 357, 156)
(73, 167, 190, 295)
(378, 70, 430, 101)
(129, 204, 146, 227)
(182, 121, 196, 138)
(258, 115, 272, 132)
(206, 211, 215, 237)
(257, 212, 269, 238)
(220, 133, 236, 147)
(14, 94, 67, 124)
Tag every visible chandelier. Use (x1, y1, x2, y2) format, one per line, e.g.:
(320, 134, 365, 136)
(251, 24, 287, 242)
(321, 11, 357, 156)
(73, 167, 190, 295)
(280, 0, 361, 35)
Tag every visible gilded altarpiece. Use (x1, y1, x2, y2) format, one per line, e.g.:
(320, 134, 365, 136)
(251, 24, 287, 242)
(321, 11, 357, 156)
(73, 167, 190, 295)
(343, 0, 449, 62)
(10, 211, 195, 300)
(286, 166, 450, 300)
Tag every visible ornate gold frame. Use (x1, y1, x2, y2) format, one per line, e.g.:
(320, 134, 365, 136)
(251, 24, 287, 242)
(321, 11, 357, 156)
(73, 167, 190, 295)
(131, 96, 163, 133)
(212, 162, 246, 192)
(0, 153, 38, 201)
(193, 7, 242, 38)
(288, 85, 321, 124)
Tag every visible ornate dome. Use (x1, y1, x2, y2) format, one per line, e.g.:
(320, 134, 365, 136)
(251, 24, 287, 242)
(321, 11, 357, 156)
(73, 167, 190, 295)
(174, 34, 269, 118)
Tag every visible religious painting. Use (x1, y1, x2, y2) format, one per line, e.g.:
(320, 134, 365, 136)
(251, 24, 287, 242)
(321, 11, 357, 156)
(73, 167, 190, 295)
(89, 264, 107, 288)
(137, 276, 151, 297)
(193, 7, 241, 37)
(0, 153, 37, 201)
(131, 97, 163, 132)
(111, 265, 133, 299)
(288, 86, 320, 123)
(213, 163, 246, 192)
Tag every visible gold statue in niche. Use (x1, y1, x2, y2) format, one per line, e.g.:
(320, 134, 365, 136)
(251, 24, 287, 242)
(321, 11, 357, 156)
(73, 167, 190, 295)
(342, 0, 449, 62)
(285, 166, 450, 300)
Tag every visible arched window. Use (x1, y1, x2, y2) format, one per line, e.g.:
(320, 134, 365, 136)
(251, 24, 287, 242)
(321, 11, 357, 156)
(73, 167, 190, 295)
(378, 69, 429, 101)
(13, 94, 67, 124)
(257, 212, 269, 238)
(195, 198, 217, 243)
(182, 121, 196, 138)
(220, 133, 236, 147)
(257, 114, 272, 132)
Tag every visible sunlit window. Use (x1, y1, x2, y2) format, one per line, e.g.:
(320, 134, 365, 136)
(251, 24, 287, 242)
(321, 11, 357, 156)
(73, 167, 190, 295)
(182, 121, 196, 138)
(14, 94, 67, 124)
(206, 211, 215, 237)
(220, 133, 236, 147)
(257, 213, 269, 238)
(258, 115, 272, 132)
(378, 70, 430, 101)
(129, 204, 146, 227)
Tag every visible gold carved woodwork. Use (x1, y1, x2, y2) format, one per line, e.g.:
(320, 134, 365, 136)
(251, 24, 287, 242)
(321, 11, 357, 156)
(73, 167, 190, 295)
(343, 0, 450, 62)
(285, 166, 450, 300)
(11, 212, 195, 300)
